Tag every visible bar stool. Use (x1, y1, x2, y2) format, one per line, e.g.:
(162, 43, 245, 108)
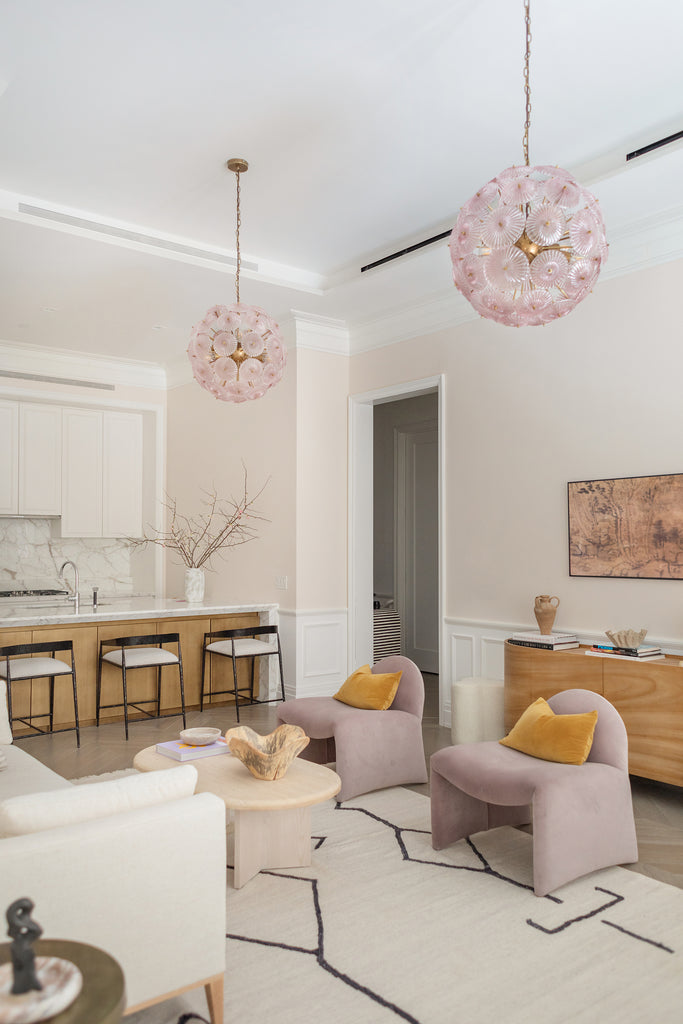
(200, 625, 285, 722)
(0, 640, 80, 746)
(97, 632, 187, 740)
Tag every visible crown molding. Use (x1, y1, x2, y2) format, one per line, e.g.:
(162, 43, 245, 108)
(348, 289, 477, 355)
(0, 339, 166, 390)
(280, 311, 350, 355)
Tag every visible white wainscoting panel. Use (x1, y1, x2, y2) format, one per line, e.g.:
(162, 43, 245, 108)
(279, 609, 348, 700)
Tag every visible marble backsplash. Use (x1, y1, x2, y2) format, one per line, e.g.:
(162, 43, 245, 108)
(0, 518, 135, 595)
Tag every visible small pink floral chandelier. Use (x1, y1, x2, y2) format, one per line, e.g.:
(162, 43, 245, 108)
(450, 0, 607, 327)
(188, 159, 286, 402)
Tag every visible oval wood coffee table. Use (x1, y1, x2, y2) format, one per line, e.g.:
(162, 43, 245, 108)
(133, 747, 341, 888)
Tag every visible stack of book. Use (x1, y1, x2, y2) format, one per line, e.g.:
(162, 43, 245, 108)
(508, 632, 579, 650)
(156, 737, 231, 761)
(586, 643, 665, 662)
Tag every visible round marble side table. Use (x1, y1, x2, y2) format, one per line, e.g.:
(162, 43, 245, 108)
(0, 939, 125, 1024)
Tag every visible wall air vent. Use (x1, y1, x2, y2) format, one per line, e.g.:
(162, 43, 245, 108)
(0, 369, 115, 390)
(626, 129, 683, 162)
(17, 204, 259, 271)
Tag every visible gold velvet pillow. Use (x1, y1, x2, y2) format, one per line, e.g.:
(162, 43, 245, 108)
(499, 697, 598, 765)
(333, 664, 402, 711)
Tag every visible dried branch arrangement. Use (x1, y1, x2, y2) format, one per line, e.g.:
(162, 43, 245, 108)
(130, 469, 268, 570)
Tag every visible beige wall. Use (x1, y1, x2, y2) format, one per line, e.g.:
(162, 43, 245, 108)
(350, 258, 683, 642)
(166, 351, 298, 608)
(295, 348, 348, 609)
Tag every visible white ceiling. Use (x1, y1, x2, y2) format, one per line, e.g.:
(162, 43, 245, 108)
(1, 0, 683, 375)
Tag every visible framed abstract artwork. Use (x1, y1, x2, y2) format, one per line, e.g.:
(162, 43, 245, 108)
(567, 472, 683, 579)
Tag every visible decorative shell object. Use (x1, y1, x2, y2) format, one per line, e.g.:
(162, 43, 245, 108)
(225, 724, 310, 780)
(605, 629, 648, 649)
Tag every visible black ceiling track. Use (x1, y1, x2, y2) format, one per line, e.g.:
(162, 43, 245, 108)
(361, 229, 452, 273)
(626, 129, 683, 162)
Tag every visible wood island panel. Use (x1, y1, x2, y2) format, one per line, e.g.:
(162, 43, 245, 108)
(0, 609, 263, 735)
(504, 639, 683, 787)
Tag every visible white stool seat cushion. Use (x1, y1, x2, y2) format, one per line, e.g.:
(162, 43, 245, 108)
(206, 638, 276, 657)
(0, 657, 73, 680)
(102, 647, 180, 668)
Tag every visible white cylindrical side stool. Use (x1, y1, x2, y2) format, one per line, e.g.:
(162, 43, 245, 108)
(451, 678, 505, 745)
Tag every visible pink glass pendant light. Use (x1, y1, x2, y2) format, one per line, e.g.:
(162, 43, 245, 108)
(450, 2, 607, 327)
(188, 159, 286, 402)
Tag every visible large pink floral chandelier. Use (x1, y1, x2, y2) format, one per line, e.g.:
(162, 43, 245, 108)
(188, 159, 286, 402)
(450, 1, 607, 327)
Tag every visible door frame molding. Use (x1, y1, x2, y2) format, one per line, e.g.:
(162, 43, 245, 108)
(395, 420, 439, 673)
(348, 373, 447, 723)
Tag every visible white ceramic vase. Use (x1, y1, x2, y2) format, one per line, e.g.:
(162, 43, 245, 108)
(184, 567, 205, 604)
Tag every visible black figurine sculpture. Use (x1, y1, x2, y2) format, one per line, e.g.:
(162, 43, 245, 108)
(6, 897, 43, 994)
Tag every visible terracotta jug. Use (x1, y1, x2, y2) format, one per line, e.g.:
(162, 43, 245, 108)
(534, 595, 560, 635)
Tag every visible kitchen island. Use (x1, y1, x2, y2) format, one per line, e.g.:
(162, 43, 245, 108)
(0, 598, 278, 736)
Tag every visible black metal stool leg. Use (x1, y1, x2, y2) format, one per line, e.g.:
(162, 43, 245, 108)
(231, 652, 240, 723)
(96, 651, 103, 727)
(4, 674, 13, 739)
(200, 646, 207, 712)
(178, 653, 187, 729)
(70, 658, 81, 748)
(156, 664, 162, 718)
(121, 662, 129, 740)
(277, 642, 286, 702)
(49, 676, 55, 732)
(250, 656, 255, 701)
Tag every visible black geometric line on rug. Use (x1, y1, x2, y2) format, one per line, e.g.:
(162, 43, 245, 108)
(336, 802, 675, 954)
(226, 870, 422, 1024)
(528, 885, 675, 954)
(334, 800, 562, 902)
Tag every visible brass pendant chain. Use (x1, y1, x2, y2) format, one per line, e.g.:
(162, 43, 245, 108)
(522, 0, 531, 166)
(235, 169, 242, 304)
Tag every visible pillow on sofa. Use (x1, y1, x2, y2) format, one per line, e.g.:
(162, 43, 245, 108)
(0, 763, 198, 838)
(333, 664, 402, 711)
(499, 697, 598, 765)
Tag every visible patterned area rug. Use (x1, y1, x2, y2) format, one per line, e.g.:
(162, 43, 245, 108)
(120, 785, 683, 1024)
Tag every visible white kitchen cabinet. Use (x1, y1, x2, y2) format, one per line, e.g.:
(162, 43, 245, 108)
(102, 411, 143, 537)
(0, 401, 19, 515)
(61, 408, 104, 537)
(61, 409, 143, 538)
(19, 403, 62, 515)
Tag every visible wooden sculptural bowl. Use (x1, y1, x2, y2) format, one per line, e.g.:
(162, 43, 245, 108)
(224, 724, 310, 780)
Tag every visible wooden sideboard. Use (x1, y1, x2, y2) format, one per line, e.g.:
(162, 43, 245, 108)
(504, 640, 683, 788)
(1, 610, 260, 735)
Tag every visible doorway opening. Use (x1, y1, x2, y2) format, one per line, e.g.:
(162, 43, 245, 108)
(348, 375, 445, 725)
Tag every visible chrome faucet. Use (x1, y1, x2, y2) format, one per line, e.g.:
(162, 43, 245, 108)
(60, 560, 80, 610)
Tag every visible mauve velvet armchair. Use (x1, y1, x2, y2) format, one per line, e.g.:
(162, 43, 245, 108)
(277, 655, 428, 801)
(430, 688, 638, 896)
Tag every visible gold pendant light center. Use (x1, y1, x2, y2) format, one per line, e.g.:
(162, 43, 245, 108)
(514, 231, 541, 261)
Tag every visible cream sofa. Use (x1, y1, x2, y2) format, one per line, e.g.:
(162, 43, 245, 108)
(0, 686, 227, 1023)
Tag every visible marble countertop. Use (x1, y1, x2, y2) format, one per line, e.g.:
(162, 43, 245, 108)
(0, 596, 278, 628)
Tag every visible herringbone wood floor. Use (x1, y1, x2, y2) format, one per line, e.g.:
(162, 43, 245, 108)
(14, 674, 683, 889)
